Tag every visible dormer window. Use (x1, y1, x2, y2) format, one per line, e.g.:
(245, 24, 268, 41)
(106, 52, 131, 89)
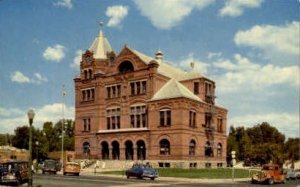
(119, 61, 134, 73)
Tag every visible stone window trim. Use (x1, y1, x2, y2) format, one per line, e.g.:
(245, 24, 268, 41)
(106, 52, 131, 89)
(189, 110, 197, 128)
(82, 118, 91, 132)
(106, 107, 121, 130)
(159, 108, 171, 127)
(130, 79, 147, 96)
(130, 104, 147, 128)
(81, 87, 95, 102)
(106, 84, 121, 99)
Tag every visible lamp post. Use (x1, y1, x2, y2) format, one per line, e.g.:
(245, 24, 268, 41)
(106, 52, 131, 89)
(27, 109, 35, 187)
(61, 85, 66, 168)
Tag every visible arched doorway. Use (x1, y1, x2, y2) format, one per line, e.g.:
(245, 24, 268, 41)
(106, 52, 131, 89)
(112, 141, 120, 160)
(136, 140, 146, 160)
(125, 140, 134, 160)
(83, 142, 90, 158)
(101, 141, 109, 160)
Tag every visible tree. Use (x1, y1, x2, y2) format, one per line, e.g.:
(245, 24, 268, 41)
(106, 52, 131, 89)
(285, 138, 300, 161)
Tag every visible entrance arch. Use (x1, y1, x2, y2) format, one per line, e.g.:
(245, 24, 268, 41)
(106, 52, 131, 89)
(125, 140, 134, 160)
(112, 141, 120, 160)
(136, 140, 146, 160)
(101, 141, 109, 160)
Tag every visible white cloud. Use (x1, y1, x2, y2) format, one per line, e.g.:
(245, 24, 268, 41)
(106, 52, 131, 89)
(133, 0, 213, 30)
(43, 44, 66, 62)
(70, 50, 83, 69)
(179, 53, 210, 74)
(229, 112, 299, 138)
(10, 71, 30, 83)
(207, 52, 222, 59)
(10, 71, 48, 84)
(53, 0, 73, 9)
(234, 22, 300, 57)
(105, 5, 128, 28)
(0, 103, 75, 134)
(219, 0, 263, 17)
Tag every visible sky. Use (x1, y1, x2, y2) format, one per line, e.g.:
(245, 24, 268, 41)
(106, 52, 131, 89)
(0, 0, 299, 138)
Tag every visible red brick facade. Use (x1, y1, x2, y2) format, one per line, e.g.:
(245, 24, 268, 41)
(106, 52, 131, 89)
(74, 31, 227, 168)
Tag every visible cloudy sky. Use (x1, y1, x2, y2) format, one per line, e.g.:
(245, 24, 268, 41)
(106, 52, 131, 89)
(0, 0, 299, 138)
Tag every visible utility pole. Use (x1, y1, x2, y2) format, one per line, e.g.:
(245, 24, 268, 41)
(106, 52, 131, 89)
(61, 85, 66, 169)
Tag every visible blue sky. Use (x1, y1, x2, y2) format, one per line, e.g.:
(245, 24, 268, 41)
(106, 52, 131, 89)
(0, 0, 299, 138)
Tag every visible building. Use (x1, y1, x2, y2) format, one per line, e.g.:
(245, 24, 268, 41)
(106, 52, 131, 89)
(74, 29, 227, 168)
(0, 146, 28, 161)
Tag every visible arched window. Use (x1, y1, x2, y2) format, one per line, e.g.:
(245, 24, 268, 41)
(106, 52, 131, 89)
(118, 61, 134, 73)
(125, 140, 134, 160)
(160, 139, 170, 155)
(136, 140, 146, 160)
(204, 141, 213, 157)
(82, 142, 90, 155)
(217, 143, 222, 157)
(189, 140, 196, 156)
(88, 69, 92, 79)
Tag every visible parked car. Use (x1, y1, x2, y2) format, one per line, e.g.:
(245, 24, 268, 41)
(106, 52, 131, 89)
(63, 162, 80, 176)
(125, 163, 158, 180)
(0, 160, 29, 185)
(42, 159, 61, 174)
(285, 169, 297, 180)
(251, 164, 286, 185)
(295, 169, 300, 178)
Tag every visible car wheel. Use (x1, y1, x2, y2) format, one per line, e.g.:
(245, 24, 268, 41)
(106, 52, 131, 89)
(268, 178, 274, 185)
(282, 179, 286, 184)
(151, 177, 155, 180)
(63, 172, 66, 175)
(126, 175, 130, 179)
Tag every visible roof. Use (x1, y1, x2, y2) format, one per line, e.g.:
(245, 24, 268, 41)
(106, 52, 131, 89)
(150, 79, 202, 102)
(89, 30, 113, 59)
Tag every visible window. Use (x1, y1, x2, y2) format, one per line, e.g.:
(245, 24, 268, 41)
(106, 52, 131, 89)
(205, 82, 215, 104)
(83, 118, 91, 132)
(119, 61, 134, 73)
(130, 105, 147, 128)
(106, 108, 121, 129)
(189, 140, 196, 156)
(205, 141, 213, 157)
(106, 85, 121, 99)
(83, 69, 92, 79)
(189, 111, 196, 128)
(130, 80, 147, 95)
(160, 139, 170, 155)
(81, 88, 95, 102)
(194, 82, 199, 94)
(83, 142, 90, 154)
(217, 118, 223, 132)
(159, 109, 171, 127)
(205, 113, 212, 127)
(217, 143, 222, 157)
(85, 56, 91, 64)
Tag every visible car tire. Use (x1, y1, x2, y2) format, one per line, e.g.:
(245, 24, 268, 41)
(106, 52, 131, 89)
(63, 172, 66, 175)
(268, 178, 274, 185)
(151, 177, 155, 180)
(126, 175, 130, 179)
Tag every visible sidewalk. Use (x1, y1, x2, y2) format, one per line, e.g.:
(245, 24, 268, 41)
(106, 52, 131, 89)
(79, 168, 250, 184)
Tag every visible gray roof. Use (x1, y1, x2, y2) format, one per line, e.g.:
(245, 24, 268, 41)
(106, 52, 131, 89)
(151, 79, 202, 102)
(89, 31, 113, 59)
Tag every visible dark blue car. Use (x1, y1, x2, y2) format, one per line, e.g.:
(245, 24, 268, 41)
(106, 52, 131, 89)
(125, 164, 158, 180)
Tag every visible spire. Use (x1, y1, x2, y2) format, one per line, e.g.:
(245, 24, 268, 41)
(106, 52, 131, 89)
(89, 21, 113, 60)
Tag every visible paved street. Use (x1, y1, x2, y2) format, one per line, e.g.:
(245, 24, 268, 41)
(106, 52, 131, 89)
(27, 174, 300, 187)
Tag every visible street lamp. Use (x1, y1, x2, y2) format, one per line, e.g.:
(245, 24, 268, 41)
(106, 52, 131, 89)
(27, 109, 35, 187)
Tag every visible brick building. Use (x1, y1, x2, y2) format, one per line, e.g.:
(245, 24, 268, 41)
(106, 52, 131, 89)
(74, 29, 227, 168)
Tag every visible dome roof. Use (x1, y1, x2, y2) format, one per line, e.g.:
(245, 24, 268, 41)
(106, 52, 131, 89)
(89, 30, 113, 60)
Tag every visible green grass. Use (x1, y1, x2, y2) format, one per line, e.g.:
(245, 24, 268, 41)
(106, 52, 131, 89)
(101, 168, 259, 179)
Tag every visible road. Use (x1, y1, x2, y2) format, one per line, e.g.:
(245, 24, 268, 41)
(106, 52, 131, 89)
(20, 174, 300, 187)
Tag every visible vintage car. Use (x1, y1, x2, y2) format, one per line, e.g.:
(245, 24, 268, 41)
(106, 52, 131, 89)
(285, 169, 297, 180)
(251, 164, 286, 184)
(63, 162, 80, 176)
(125, 163, 158, 180)
(42, 159, 61, 174)
(0, 160, 29, 185)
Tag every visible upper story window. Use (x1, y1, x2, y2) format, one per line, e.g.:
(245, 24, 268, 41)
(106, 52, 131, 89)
(159, 109, 171, 127)
(83, 69, 93, 79)
(205, 82, 215, 104)
(204, 113, 212, 127)
(83, 118, 91, 132)
(106, 108, 121, 130)
(106, 84, 121, 99)
(217, 117, 223, 132)
(194, 82, 199, 95)
(189, 110, 196, 128)
(130, 80, 147, 95)
(119, 61, 134, 73)
(81, 88, 95, 102)
(130, 105, 147, 128)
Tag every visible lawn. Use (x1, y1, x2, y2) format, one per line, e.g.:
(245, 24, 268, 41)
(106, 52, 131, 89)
(101, 168, 259, 179)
